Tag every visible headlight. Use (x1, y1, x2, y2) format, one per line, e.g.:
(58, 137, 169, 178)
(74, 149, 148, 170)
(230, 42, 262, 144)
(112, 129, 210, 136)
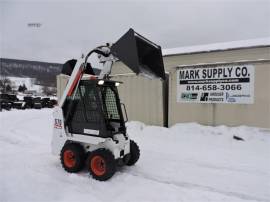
(98, 80, 104, 85)
(115, 82, 120, 86)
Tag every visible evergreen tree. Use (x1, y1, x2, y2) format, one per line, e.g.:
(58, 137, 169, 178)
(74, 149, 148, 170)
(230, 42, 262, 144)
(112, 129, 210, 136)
(6, 84, 12, 92)
(18, 85, 23, 92)
(22, 84, 27, 92)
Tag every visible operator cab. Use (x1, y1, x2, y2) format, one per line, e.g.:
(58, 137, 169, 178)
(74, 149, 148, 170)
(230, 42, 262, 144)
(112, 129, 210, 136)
(63, 79, 127, 138)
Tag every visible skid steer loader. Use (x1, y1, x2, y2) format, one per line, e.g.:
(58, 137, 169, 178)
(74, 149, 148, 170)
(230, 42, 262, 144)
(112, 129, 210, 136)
(51, 28, 165, 181)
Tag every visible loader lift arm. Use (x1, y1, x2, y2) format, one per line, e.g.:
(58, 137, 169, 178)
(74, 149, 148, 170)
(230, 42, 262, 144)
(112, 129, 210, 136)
(59, 28, 165, 109)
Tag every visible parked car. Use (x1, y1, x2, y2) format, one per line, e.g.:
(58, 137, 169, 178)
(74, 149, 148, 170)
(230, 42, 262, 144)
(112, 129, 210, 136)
(8, 94, 26, 109)
(0, 94, 12, 111)
(49, 99, 58, 107)
(41, 98, 57, 108)
(41, 98, 50, 108)
(33, 97, 42, 109)
(23, 96, 34, 108)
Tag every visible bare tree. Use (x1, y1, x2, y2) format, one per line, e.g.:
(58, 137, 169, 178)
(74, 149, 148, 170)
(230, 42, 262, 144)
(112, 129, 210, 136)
(0, 76, 12, 93)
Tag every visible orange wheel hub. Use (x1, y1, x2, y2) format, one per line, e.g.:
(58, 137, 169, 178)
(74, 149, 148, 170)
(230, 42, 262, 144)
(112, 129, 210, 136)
(63, 150, 76, 168)
(91, 156, 106, 176)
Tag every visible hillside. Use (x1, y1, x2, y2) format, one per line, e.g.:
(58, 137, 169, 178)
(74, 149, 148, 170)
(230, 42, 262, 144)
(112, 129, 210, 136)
(0, 58, 62, 87)
(0, 58, 101, 88)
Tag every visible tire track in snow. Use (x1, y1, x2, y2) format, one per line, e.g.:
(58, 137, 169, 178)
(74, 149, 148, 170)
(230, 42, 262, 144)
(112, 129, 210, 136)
(120, 169, 269, 202)
(0, 112, 50, 145)
(182, 159, 269, 176)
(1, 112, 41, 132)
(9, 115, 45, 132)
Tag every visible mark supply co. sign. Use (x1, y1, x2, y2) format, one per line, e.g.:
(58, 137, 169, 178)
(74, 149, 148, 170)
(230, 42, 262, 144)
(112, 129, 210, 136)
(177, 65, 254, 104)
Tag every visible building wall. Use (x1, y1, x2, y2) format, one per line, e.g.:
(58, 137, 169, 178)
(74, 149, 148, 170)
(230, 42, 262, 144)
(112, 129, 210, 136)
(112, 46, 270, 128)
(56, 74, 69, 101)
(169, 61, 270, 128)
(111, 74, 164, 126)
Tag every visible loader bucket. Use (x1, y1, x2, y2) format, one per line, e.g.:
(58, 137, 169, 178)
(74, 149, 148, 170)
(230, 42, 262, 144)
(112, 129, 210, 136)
(111, 29, 165, 80)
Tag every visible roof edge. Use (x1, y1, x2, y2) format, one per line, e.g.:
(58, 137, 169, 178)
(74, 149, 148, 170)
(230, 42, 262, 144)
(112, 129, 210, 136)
(162, 37, 270, 57)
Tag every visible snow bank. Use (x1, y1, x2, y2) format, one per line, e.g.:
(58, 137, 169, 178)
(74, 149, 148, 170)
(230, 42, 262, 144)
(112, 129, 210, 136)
(0, 110, 269, 202)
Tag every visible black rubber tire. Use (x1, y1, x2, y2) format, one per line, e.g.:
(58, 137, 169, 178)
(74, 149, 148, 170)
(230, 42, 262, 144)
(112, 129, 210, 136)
(87, 149, 116, 181)
(60, 143, 85, 173)
(126, 140, 140, 166)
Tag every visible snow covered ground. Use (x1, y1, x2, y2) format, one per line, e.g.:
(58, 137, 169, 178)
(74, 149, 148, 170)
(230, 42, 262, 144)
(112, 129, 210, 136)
(0, 109, 269, 202)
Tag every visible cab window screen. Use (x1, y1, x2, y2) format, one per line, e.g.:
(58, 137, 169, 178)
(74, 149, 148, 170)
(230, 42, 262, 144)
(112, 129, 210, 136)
(102, 87, 120, 120)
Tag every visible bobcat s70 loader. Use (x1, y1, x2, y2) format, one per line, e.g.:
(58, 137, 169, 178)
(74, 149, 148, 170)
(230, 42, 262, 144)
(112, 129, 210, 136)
(51, 29, 165, 181)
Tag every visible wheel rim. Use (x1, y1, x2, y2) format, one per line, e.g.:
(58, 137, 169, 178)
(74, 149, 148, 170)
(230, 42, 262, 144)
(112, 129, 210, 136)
(91, 156, 106, 176)
(63, 150, 76, 168)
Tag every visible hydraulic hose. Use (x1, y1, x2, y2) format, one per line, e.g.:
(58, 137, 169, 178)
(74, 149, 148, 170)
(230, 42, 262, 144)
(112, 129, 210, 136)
(84, 47, 110, 64)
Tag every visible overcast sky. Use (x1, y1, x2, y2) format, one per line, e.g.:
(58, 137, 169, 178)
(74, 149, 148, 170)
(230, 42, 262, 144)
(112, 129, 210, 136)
(0, 0, 270, 64)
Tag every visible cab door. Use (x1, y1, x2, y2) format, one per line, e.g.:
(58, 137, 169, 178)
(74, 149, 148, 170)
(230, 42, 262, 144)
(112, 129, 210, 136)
(64, 81, 108, 137)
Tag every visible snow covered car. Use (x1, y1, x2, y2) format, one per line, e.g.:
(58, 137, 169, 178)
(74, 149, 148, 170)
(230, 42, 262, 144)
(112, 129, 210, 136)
(8, 94, 26, 109)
